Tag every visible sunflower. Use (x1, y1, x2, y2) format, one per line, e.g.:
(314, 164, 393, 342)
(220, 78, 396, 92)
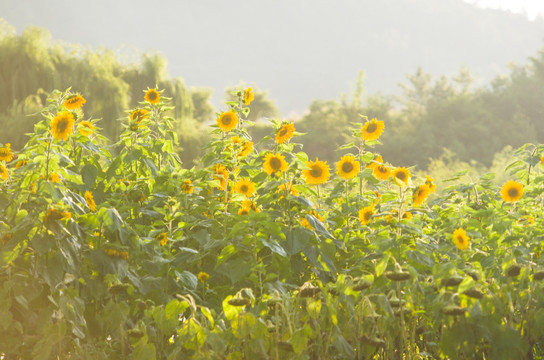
(303, 158, 330, 185)
(1, 233, 12, 245)
(361, 118, 385, 141)
(275, 123, 296, 144)
(336, 155, 360, 180)
(155, 232, 168, 246)
(500, 180, 523, 203)
(453, 228, 470, 250)
(244, 87, 254, 105)
(15, 160, 28, 169)
(425, 176, 437, 193)
(44, 208, 71, 224)
(50, 111, 75, 141)
(144, 88, 160, 104)
(234, 178, 256, 198)
(301, 210, 324, 230)
(373, 164, 391, 181)
(198, 272, 210, 283)
(213, 164, 230, 190)
(366, 154, 383, 169)
(48, 173, 61, 183)
(238, 140, 253, 157)
(263, 153, 289, 175)
(238, 207, 250, 215)
(277, 182, 299, 198)
(78, 121, 96, 136)
(402, 211, 413, 220)
(181, 179, 194, 194)
(541, 155, 544, 167)
(238, 200, 260, 215)
(0, 143, 13, 162)
(63, 95, 86, 110)
(392, 167, 410, 186)
(130, 109, 149, 123)
(216, 110, 239, 132)
(412, 184, 431, 207)
(358, 206, 375, 225)
(84, 191, 97, 212)
(0, 165, 7, 180)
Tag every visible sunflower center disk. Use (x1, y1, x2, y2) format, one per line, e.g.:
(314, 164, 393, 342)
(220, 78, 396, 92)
(58, 119, 69, 133)
(222, 116, 232, 126)
(310, 166, 322, 177)
(279, 129, 287, 137)
(241, 185, 248, 193)
(342, 162, 354, 173)
(396, 173, 406, 181)
(366, 123, 377, 133)
(270, 158, 281, 170)
(508, 188, 518, 198)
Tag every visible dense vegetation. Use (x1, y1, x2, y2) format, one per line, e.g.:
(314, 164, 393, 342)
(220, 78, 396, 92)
(1, 85, 544, 359)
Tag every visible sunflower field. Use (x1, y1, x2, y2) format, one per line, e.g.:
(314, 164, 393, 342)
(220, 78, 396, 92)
(1, 87, 544, 360)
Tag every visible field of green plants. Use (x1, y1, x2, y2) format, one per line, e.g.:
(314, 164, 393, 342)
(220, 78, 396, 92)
(1, 87, 544, 359)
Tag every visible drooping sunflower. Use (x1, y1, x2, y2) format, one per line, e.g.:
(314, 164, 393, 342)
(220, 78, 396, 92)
(301, 210, 324, 230)
(366, 154, 383, 169)
(84, 191, 97, 212)
(373, 164, 391, 181)
(425, 176, 437, 193)
(234, 178, 256, 198)
(130, 109, 149, 123)
(238, 140, 253, 158)
(63, 94, 86, 110)
(144, 88, 160, 104)
(216, 110, 239, 132)
(361, 118, 385, 141)
(358, 206, 375, 225)
(0, 143, 13, 162)
(336, 154, 360, 180)
(181, 179, 194, 194)
(452, 228, 470, 250)
(78, 121, 96, 136)
(263, 153, 289, 175)
(0, 164, 8, 180)
(303, 158, 330, 185)
(155, 232, 168, 246)
(412, 184, 431, 207)
(500, 180, 523, 203)
(198, 272, 210, 283)
(50, 111, 75, 141)
(244, 87, 254, 105)
(392, 167, 410, 186)
(275, 123, 296, 144)
(213, 164, 230, 190)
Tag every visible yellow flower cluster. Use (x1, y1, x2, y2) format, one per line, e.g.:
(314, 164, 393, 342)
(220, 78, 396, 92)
(103, 248, 129, 260)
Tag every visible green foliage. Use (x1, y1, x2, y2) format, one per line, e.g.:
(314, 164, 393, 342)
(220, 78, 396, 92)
(2, 86, 544, 359)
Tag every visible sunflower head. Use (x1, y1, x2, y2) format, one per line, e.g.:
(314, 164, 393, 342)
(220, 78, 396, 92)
(239, 200, 260, 215)
(155, 232, 168, 246)
(373, 164, 391, 181)
(198, 272, 210, 283)
(453, 228, 470, 250)
(15, 160, 28, 169)
(44, 208, 71, 225)
(277, 182, 299, 198)
(366, 154, 383, 169)
(238, 140, 253, 158)
(0, 143, 14, 162)
(425, 176, 437, 193)
(275, 123, 296, 144)
(48, 173, 61, 183)
(63, 95, 86, 110)
(358, 206, 375, 225)
(303, 158, 330, 185)
(182, 179, 194, 194)
(412, 184, 431, 207)
(0, 164, 8, 180)
(263, 153, 289, 175)
(361, 118, 385, 141)
(234, 178, 256, 198)
(216, 110, 239, 132)
(541, 155, 544, 167)
(144, 89, 160, 105)
(50, 111, 75, 141)
(84, 190, 97, 212)
(392, 167, 410, 186)
(213, 164, 230, 190)
(244, 87, 254, 105)
(78, 121, 96, 136)
(336, 154, 360, 180)
(500, 180, 523, 203)
(130, 109, 149, 123)
(1, 233, 12, 245)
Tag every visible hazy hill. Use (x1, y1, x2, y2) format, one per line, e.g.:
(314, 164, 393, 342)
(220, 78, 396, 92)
(1, 0, 544, 114)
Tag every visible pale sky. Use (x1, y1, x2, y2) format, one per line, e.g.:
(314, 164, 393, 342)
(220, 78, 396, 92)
(466, 0, 544, 20)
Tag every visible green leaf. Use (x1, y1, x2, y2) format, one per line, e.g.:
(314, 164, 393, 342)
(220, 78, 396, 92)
(290, 324, 313, 354)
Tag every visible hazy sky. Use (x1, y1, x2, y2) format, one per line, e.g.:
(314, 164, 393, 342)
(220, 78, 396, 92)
(467, 0, 544, 19)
